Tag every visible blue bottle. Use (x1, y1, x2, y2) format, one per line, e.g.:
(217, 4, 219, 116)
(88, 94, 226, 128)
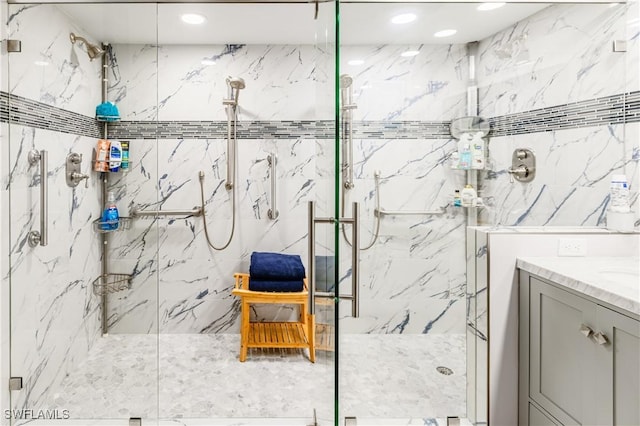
(101, 191, 119, 231)
(459, 143, 472, 170)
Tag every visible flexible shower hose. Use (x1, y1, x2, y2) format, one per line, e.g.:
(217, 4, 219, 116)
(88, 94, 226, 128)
(199, 170, 236, 251)
(199, 104, 238, 251)
(341, 170, 381, 250)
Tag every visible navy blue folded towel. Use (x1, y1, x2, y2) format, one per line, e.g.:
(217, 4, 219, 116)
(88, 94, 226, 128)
(248, 279, 304, 293)
(249, 252, 305, 281)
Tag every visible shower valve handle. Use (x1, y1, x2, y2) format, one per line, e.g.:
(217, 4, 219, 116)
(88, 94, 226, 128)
(70, 172, 90, 188)
(508, 165, 529, 183)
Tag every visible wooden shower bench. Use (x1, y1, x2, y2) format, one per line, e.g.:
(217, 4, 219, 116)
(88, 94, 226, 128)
(232, 273, 315, 362)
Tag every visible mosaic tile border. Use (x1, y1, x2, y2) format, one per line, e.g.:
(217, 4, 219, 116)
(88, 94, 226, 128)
(488, 91, 640, 137)
(1, 90, 639, 140)
(106, 120, 452, 140)
(0, 92, 101, 138)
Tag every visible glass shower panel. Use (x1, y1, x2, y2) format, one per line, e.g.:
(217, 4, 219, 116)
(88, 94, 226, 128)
(338, 1, 634, 424)
(153, 2, 337, 423)
(338, 3, 470, 422)
(6, 3, 160, 423)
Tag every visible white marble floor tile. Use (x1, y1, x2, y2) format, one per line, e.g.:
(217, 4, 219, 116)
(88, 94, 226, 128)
(32, 333, 465, 423)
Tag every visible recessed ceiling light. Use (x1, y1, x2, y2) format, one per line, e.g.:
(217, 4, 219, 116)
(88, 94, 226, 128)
(201, 59, 216, 66)
(348, 59, 364, 66)
(34, 61, 49, 67)
(401, 50, 420, 57)
(434, 29, 457, 38)
(391, 13, 417, 25)
(181, 13, 206, 25)
(477, 3, 506, 11)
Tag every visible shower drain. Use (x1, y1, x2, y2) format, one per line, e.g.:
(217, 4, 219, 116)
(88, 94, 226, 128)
(436, 366, 454, 375)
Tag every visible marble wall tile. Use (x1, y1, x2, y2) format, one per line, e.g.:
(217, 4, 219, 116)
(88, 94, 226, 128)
(340, 45, 469, 121)
(7, 4, 102, 117)
(7, 125, 102, 410)
(108, 44, 158, 121)
(479, 125, 633, 226)
(113, 44, 330, 122)
(105, 3, 640, 336)
(479, 3, 629, 117)
(628, 0, 640, 93)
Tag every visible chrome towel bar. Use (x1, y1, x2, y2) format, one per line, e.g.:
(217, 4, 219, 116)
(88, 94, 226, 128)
(131, 207, 202, 218)
(374, 205, 448, 217)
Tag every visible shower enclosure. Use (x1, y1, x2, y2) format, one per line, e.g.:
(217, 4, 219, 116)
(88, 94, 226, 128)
(1, 0, 637, 425)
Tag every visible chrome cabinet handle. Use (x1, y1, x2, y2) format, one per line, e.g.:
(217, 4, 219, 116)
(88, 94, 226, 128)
(28, 149, 48, 247)
(580, 324, 594, 337)
(593, 332, 609, 345)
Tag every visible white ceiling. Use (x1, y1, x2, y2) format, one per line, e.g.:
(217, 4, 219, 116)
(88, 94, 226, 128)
(58, 2, 549, 46)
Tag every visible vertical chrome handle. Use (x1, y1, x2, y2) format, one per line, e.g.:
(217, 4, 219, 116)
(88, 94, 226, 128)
(267, 154, 278, 220)
(351, 202, 359, 318)
(28, 149, 48, 247)
(308, 201, 316, 315)
(307, 201, 359, 317)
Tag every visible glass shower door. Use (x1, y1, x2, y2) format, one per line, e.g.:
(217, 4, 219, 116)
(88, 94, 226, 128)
(4, 1, 339, 424)
(151, 1, 338, 424)
(5, 2, 161, 424)
(336, 2, 474, 423)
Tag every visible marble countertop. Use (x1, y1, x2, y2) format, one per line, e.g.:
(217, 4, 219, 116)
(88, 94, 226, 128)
(517, 256, 640, 316)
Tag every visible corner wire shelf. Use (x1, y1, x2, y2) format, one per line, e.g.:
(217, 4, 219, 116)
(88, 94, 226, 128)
(92, 273, 132, 296)
(92, 216, 132, 233)
(91, 216, 133, 296)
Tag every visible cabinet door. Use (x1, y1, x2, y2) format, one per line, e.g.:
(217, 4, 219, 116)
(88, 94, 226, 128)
(529, 402, 562, 426)
(595, 305, 640, 426)
(529, 277, 598, 425)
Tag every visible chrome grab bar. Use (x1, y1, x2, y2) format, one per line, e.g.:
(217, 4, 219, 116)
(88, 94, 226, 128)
(28, 150, 48, 247)
(308, 201, 359, 318)
(267, 153, 279, 220)
(131, 206, 202, 218)
(374, 205, 448, 217)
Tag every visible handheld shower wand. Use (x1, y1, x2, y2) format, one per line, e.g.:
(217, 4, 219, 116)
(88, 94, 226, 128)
(199, 76, 247, 251)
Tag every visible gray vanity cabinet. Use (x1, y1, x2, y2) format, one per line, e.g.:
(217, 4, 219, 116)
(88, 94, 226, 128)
(519, 271, 640, 426)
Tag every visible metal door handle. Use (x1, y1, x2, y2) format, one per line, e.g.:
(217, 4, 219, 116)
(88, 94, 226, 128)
(593, 332, 609, 345)
(339, 202, 360, 317)
(308, 201, 360, 317)
(580, 324, 594, 337)
(28, 150, 48, 247)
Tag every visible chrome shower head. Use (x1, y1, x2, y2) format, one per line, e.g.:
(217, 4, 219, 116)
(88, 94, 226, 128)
(340, 74, 353, 89)
(227, 77, 246, 90)
(70, 32, 105, 61)
(224, 76, 246, 106)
